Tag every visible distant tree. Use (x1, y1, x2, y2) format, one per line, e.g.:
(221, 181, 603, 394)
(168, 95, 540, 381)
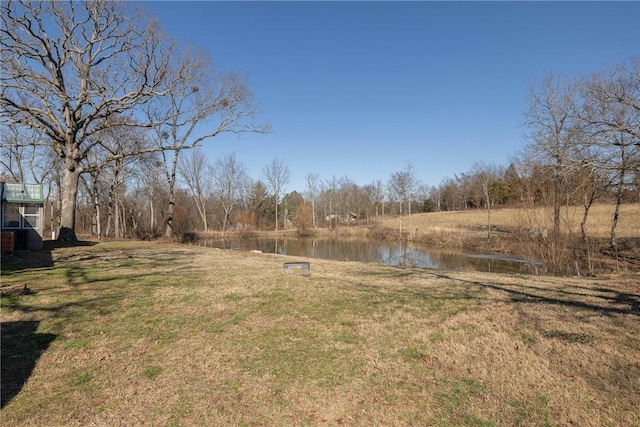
(503, 163, 524, 205)
(471, 161, 503, 243)
(263, 158, 290, 231)
(336, 176, 359, 221)
(387, 162, 418, 233)
(523, 72, 581, 239)
(488, 180, 508, 206)
(246, 180, 271, 230)
(177, 148, 211, 231)
(283, 191, 305, 229)
(293, 203, 313, 234)
(208, 153, 250, 233)
(136, 158, 166, 238)
(305, 173, 321, 228)
(233, 209, 257, 232)
(371, 179, 386, 216)
(322, 175, 340, 228)
(356, 182, 376, 222)
(423, 198, 435, 213)
(85, 121, 153, 238)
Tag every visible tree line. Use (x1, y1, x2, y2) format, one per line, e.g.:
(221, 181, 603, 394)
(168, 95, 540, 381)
(1, 1, 638, 257)
(1, 0, 267, 241)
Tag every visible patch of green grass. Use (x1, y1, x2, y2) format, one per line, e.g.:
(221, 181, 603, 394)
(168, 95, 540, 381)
(69, 371, 98, 392)
(334, 331, 360, 345)
(235, 326, 361, 387)
(510, 393, 558, 427)
(436, 377, 487, 422)
(63, 337, 89, 349)
(123, 315, 181, 341)
(71, 373, 93, 386)
(429, 332, 445, 342)
(126, 297, 156, 309)
(0, 295, 25, 309)
(209, 323, 226, 334)
(224, 293, 244, 301)
(168, 388, 194, 420)
(229, 314, 247, 325)
(179, 294, 199, 304)
(401, 347, 427, 361)
(154, 330, 178, 341)
(142, 365, 163, 380)
(206, 312, 249, 334)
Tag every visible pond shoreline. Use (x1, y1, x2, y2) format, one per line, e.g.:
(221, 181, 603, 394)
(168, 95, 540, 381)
(194, 233, 530, 275)
(189, 223, 639, 276)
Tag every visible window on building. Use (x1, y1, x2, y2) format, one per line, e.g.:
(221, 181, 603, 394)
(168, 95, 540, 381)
(23, 204, 41, 229)
(1, 204, 42, 229)
(2, 204, 20, 229)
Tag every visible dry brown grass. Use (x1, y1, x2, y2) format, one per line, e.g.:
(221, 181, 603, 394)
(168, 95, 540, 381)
(1, 240, 639, 426)
(376, 203, 640, 239)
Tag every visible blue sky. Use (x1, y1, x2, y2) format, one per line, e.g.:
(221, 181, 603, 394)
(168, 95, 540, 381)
(146, 1, 639, 194)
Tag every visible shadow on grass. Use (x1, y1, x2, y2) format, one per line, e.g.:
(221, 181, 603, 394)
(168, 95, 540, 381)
(1, 320, 57, 408)
(1, 240, 98, 275)
(359, 268, 640, 317)
(442, 273, 640, 317)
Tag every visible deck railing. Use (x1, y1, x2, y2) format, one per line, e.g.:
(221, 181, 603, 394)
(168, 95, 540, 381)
(1, 183, 44, 203)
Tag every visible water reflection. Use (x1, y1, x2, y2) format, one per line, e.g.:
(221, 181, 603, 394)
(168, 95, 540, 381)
(199, 236, 528, 274)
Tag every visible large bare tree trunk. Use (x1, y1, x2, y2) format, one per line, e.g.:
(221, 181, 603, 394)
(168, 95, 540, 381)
(58, 166, 81, 241)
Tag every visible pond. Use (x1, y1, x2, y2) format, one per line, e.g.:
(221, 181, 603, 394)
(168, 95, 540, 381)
(197, 236, 529, 274)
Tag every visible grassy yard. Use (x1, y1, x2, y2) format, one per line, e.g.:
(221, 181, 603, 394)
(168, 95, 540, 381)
(1, 240, 639, 426)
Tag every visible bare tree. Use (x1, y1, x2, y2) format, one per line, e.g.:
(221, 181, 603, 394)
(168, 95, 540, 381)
(89, 122, 152, 238)
(305, 173, 321, 228)
(371, 179, 386, 217)
(523, 72, 581, 239)
(387, 162, 418, 234)
(245, 180, 271, 230)
(579, 59, 640, 251)
(144, 45, 269, 239)
(177, 148, 211, 232)
(322, 175, 339, 228)
(209, 153, 249, 232)
(1, 0, 174, 240)
(263, 158, 290, 231)
(0, 124, 57, 184)
(136, 158, 165, 238)
(471, 161, 503, 243)
(336, 176, 361, 222)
